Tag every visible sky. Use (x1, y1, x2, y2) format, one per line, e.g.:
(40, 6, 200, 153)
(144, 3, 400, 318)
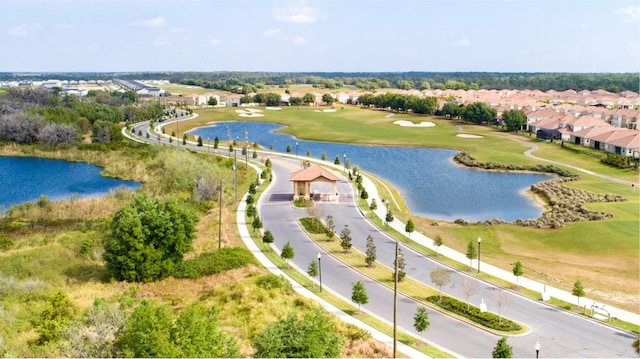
(1, 0, 639, 73)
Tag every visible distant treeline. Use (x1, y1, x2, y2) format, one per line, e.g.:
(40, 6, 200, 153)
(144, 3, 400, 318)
(1, 71, 638, 92)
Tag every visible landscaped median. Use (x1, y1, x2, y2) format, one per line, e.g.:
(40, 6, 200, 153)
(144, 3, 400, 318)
(297, 216, 529, 336)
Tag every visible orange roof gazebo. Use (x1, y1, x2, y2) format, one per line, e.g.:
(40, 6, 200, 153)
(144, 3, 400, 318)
(289, 165, 340, 201)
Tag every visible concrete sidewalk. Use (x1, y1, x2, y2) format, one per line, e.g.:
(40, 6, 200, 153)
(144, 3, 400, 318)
(359, 172, 640, 326)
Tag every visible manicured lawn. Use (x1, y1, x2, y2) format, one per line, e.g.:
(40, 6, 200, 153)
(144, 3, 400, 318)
(177, 105, 639, 313)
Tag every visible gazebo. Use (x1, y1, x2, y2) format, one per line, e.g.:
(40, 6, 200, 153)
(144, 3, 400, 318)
(289, 165, 340, 201)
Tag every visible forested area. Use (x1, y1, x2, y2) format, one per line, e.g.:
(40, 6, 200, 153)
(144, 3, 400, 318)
(2, 71, 637, 93)
(0, 88, 163, 146)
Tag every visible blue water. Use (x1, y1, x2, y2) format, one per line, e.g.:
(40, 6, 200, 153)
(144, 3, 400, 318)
(0, 156, 142, 212)
(192, 122, 550, 222)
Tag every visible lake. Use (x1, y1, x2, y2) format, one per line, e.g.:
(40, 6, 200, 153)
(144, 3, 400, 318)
(191, 121, 551, 222)
(0, 156, 142, 213)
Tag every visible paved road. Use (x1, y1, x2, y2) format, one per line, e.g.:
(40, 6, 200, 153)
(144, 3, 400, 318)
(261, 157, 636, 358)
(128, 120, 637, 358)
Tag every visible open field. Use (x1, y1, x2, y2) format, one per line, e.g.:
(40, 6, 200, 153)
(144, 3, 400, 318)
(177, 105, 639, 313)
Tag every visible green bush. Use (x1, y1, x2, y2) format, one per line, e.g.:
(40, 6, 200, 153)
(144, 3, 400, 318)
(426, 295, 521, 332)
(299, 217, 327, 234)
(0, 235, 14, 251)
(255, 274, 293, 294)
(173, 247, 257, 279)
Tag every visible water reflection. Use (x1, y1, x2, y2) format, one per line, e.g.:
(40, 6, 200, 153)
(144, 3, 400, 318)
(192, 122, 549, 222)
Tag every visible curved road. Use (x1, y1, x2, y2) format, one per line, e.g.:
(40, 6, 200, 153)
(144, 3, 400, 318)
(129, 120, 637, 358)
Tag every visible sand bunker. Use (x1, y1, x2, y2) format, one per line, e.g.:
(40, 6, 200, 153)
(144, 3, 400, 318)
(456, 134, 484, 139)
(265, 107, 282, 110)
(236, 108, 264, 117)
(314, 109, 337, 113)
(393, 120, 435, 127)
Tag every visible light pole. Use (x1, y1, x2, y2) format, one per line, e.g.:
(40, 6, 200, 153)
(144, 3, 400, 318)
(295, 142, 298, 158)
(535, 341, 540, 358)
(343, 153, 346, 172)
(477, 237, 482, 274)
(393, 240, 398, 358)
(207, 138, 210, 152)
(317, 253, 322, 292)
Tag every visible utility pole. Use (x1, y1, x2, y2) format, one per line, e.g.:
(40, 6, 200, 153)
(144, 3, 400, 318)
(244, 127, 248, 167)
(218, 178, 223, 249)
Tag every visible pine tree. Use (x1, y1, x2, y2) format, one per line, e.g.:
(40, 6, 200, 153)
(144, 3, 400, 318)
(365, 235, 377, 267)
(393, 247, 406, 282)
(339, 225, 352, 252)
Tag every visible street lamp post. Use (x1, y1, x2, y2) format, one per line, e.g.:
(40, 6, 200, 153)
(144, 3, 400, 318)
(343, 153, 346, 172)
(317, 253, 322, 292)
(295, 142, 298, 158)
(393, 240, 398, 358)
(477, 237, 482, 274)
(535, 341, 540, 358)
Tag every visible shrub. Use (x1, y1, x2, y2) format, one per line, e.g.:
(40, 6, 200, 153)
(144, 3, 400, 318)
(173, 247, 256, 279)
(426, 296, 521, 332)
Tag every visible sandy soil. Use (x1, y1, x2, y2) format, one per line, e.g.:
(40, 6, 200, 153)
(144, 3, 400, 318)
(456, 133, 484, 138)
(265, 107, 282, 110)
(393, 120, 435, 127)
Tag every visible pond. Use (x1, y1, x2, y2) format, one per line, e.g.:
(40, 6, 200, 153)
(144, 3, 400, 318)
(0, 156, 142, 213)
(191, 122, 551, 222)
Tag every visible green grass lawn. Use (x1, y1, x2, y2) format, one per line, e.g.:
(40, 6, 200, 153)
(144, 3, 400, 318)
(174, 105, 639, 313)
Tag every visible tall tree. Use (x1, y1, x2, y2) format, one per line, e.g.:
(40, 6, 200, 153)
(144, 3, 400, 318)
(430, 269, 451, 302)
(351, 281, 369, 311)
(462, 278, 479, 310)
(502, 109, 527, 133)
(466, 240, 477, 269)
(405, 218, 415, 238)
(394, 247, 406, 282)
(493, 289, 511, 325)
(339, 224, 353, 252)
(462, 102, 497, 125)
(322, 93, 335, 105)
(413, 306, 430, 344)
(512, 261, 524, 289)
(103, 193, 197, 282)
(572, 280, 585, 306)
(281, 242, 294, 268)
(302, 93, 316, 105)
(365, 235, 377, 267)
(492, 337, 513, 358)
(325, 215, 335, 240)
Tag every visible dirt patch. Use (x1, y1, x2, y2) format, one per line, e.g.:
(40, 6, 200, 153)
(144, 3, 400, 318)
(393, 120, 435, 127)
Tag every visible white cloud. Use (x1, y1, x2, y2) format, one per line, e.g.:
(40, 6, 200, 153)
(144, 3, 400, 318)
(273, 1, 325, 24)
(208, 38, 222, 46)
(7, 23, 40, 37)
(153, 37, 169, 47)
(452, 38, 472, 47)
(130, 16, 166, 28)
(288, 36, 307, 45)
(263, 28, 282, 37)
(170, 27, 185, 34)
(615, 6, 640, 22)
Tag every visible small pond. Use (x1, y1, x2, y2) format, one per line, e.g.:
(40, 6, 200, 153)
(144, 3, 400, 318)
(191, 122, 551, 222)
(0, 156, 142, 213)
